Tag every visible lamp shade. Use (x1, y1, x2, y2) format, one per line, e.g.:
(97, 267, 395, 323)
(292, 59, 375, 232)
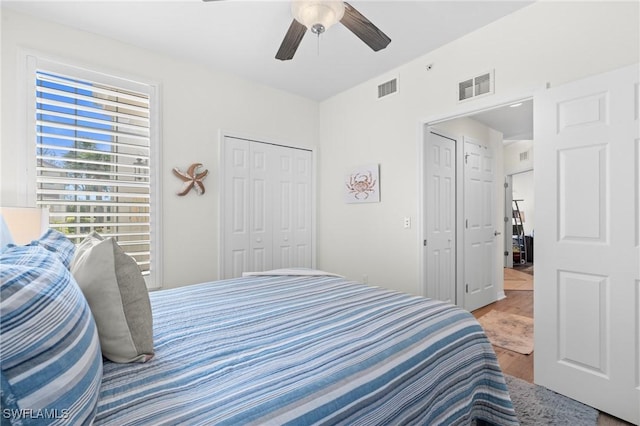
(292, 0, 345, 33)
(0, 207, 49, 245)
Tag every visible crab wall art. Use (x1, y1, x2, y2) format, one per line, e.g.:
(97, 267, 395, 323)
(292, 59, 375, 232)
(344, 164, 380, 203)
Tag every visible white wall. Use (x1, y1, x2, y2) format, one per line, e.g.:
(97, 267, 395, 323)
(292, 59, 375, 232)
(512, 171, 535, 237)
(504, 140, 534, 175)
(2, 2, 638, 296)
(504, 139, 535, 237)
(0, 9, 319, 289)
(504, 139, 534, 250)
(317, 1, 639, 296)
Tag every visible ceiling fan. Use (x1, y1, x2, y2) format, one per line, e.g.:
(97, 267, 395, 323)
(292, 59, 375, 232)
(202, 0, 391, 61)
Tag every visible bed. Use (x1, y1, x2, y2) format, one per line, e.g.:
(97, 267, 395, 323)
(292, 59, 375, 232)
(1, 231, 518, 426)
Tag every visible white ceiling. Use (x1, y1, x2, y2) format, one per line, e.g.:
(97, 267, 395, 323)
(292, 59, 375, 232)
(471, 99, 533, 140)
(3, 0, 533, 101)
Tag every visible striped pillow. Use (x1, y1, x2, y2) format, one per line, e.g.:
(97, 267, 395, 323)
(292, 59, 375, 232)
(28, 228, 76, 269)
(4, 228, 76, 269)
(0, 244, 103, 425)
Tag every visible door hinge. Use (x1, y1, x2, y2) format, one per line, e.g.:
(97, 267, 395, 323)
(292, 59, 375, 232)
(465, 219, 468, 229)
(464, 153, 469, 164)
(504, 216, 509, 223)
(465, 284, 469, 293)
(504, 182, 509, 188)
(504, 251, 509, 256)
(423, 239, 427, 246)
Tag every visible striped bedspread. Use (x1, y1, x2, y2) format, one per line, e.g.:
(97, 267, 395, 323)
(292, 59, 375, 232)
(95, 275, 518, 425)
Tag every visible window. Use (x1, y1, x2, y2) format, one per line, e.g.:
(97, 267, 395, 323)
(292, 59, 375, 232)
(26, 55, 161, 288)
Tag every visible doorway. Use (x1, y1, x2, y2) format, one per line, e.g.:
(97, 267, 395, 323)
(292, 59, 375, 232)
(506, 169, 534, 273)
(423, 126, 501, 312)
(423, 101, 529, 311)
(420, 95, 533, 306)
(421, 65, 638, 423)
(421, 97, 534, 373)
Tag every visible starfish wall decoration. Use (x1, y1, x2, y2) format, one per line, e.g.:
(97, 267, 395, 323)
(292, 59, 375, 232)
(173, 163, 209, 196)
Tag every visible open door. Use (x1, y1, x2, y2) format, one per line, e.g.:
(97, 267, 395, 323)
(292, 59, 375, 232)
(534, 64, 639, 423)
(463, 137, 498, 311)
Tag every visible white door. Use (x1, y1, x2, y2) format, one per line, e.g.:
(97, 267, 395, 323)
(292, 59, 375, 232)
(272, 145, 293, 269)
(292, 149, 313, 268)
(223, 136, 250, 277)
(424, 130, 456, 304)
(249, 142, 275, 272)
(464, 138, 497, 311)
(272, 147, 313, 269)
(222, 136, 313, 278)
(534, 64, 639, 424)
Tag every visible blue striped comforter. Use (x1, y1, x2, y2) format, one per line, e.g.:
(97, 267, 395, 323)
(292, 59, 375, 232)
(95, 275, 518, 425)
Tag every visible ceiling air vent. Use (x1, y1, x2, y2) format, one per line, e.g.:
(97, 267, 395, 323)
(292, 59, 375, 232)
(458, 70, 494, 102)
(378, 78, 398, 99)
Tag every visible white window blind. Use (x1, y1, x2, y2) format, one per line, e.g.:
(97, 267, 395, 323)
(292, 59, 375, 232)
(35, 69, 153, 278)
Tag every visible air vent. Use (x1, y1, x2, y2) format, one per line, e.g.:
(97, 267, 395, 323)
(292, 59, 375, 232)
(519, 150, 530, 162)
(378, 78, 398, 99)
(458, 70, 494, 102)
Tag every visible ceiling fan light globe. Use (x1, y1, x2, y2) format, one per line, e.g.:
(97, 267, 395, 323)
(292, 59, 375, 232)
(292, 0, 345, 32)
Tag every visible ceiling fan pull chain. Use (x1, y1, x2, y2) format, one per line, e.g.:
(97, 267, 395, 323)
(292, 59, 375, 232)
(317, 33, 321, 56)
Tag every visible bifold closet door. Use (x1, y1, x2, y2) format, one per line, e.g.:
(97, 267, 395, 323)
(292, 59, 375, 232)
(272, 146, 313, 270)
(223, 136, 312, 278)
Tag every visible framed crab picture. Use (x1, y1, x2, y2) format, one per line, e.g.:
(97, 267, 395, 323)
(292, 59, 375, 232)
(344, 164, 380, 203)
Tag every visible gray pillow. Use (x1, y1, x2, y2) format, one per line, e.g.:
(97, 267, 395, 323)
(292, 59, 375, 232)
(71, 232, 154, 363)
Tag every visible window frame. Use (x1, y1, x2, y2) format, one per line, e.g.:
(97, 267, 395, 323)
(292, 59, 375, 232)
(21, 52, 163, 289)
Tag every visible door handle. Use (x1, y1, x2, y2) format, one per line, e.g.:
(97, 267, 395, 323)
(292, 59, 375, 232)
(494, 231, 502, 236)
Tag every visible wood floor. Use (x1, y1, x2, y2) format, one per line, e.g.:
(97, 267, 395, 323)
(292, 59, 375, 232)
(472, 283, 534, 382)
(472, 268, 631, 426)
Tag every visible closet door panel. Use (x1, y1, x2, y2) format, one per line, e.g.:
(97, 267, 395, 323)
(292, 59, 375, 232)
(223, 137, 251, 279)
(273, 148, 294, 269)
(250, 143, 274, 272)
(293, 150, 313, 268)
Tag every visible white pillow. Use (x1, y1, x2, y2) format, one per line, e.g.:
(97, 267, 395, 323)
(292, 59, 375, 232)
(71, 232, 154, 363)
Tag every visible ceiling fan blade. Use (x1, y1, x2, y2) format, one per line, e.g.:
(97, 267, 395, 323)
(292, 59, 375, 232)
(276, 19, 307, 61)
(201, 0, 226, 2)
(341, 2, 391, 52)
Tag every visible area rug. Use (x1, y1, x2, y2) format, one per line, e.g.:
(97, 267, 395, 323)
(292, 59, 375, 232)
(477, 310, 533, 354)
(504, 374, 598, 425)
